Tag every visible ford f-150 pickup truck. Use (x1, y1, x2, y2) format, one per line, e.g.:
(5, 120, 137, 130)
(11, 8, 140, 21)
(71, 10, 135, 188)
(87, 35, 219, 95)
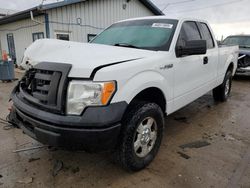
(9, 16, 238, 171)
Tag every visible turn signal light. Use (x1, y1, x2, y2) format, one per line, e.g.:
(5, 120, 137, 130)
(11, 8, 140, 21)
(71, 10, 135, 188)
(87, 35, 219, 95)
(101, 82, 116, 105)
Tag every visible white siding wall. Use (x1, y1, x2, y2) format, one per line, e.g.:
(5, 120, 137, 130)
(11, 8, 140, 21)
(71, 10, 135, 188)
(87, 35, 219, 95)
(0, 16, 45, 64)
(47, 0, 154, 42)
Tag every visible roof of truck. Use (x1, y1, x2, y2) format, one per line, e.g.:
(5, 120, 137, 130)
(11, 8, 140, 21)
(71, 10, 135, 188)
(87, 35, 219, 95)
(226, 35, 250, 37)
(118, 15, 208, 23)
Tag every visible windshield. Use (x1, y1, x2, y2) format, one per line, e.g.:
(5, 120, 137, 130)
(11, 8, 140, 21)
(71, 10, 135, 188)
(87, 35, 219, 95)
(91, 19, 178, 51)
(222, 36, 250, 48)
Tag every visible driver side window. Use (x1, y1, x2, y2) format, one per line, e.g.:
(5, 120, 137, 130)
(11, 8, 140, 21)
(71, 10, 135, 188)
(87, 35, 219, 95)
(177, 21, 202, 47)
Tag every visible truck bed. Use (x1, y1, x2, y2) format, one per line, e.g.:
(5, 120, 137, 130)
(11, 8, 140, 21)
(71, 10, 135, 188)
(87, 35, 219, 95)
(218, 45, 239, 76)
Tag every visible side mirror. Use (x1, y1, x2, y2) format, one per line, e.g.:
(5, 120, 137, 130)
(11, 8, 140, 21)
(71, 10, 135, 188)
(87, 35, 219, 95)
(176, 40, 207, 57)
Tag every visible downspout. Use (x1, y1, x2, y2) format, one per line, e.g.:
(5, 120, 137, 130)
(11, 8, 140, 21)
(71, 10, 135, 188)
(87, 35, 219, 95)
(30, 11, 43, 24)
(30, 10, 50, 38)
(44, 13, 50, 38)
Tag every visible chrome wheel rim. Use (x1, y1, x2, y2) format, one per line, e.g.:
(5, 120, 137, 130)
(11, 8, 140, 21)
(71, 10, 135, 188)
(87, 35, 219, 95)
(133, 117, 157, 158)
(225, 78, 230, 96)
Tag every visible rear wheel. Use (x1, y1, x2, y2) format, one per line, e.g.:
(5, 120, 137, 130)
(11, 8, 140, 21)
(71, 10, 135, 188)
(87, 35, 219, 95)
(115, 102, 164, 171)
(213, 70, 232, 102)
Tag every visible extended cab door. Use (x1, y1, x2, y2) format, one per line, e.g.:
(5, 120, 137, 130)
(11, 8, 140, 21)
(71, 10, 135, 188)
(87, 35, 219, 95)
(173, 21, 209, 111)
(198, 22, 218, 84)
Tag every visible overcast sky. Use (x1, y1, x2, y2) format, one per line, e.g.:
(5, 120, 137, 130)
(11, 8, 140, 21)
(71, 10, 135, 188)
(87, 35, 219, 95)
(0, 0, 249, 39)
(153, 0, 250, 39)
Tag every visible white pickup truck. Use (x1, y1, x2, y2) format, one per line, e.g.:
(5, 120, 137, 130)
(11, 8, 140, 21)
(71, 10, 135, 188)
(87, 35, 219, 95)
(10, 16, 238, 171)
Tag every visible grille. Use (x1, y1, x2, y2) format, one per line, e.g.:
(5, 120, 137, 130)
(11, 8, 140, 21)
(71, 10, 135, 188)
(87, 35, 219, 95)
(238, 54, 250, 68)
(21, 69, 61, 106)
(18, 62, 72, 114)
(32, 69, 61, 105)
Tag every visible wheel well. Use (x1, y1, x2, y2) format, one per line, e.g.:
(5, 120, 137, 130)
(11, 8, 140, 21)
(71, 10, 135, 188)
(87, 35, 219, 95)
(227, 63, 234, 73)
(129, 87, 166, 113)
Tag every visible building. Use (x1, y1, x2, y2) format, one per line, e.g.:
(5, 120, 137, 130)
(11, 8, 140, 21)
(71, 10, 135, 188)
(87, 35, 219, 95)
(0, 0, 163, 64)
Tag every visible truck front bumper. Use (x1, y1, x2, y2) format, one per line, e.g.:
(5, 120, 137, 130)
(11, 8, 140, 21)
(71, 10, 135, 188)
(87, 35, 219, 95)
(11, 94, 128, 151)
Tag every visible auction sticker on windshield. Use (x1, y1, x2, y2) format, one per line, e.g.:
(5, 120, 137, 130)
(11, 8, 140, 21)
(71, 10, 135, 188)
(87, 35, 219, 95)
(152, 23, 173, 29)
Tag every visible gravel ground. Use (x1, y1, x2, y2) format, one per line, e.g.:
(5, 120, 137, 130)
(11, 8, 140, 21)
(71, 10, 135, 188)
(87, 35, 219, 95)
(0, 72, 250, 188)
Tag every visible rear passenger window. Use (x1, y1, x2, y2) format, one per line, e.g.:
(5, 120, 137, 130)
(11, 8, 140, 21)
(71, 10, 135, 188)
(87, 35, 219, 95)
(200, 23, 215, 49)
(177, 21, 201, 46)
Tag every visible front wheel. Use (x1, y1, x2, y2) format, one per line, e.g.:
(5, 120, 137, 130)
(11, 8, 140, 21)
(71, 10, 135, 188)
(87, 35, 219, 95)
(213, 70, 232, 102)
(115, 102, 164, 171)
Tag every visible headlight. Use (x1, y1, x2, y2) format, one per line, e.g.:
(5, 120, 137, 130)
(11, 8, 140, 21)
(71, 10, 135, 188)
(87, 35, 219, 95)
(66, 80, 116, 115)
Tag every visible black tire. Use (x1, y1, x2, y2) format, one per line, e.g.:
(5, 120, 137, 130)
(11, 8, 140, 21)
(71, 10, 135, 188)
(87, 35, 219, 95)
(115, 101, 164, 171)
(213, 70, 232, 102)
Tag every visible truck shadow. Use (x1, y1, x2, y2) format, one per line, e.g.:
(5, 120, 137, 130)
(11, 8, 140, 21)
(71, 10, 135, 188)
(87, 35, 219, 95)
(233, 75, 250, 82)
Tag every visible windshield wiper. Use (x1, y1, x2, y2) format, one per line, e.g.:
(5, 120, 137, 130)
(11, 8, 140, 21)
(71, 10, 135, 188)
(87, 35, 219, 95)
(114, 43, 139, 49)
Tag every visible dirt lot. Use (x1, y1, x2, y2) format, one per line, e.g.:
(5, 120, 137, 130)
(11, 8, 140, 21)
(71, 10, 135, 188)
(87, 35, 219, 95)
(0, 72, 250, 188)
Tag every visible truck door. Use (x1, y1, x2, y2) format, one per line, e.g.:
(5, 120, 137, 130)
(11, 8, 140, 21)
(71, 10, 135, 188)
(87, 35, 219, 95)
(173, 21, 207, 111)
(198, 22, 218, 84)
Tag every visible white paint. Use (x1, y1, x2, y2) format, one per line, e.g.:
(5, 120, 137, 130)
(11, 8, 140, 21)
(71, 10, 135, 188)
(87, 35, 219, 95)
(21, 38, 157, 77)
(96, 17, 239, 114)
(22, 16, 239, 115)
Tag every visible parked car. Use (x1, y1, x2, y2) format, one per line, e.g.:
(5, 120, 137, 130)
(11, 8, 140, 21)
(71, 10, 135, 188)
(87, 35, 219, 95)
(10, 16, 238, 171)
(222, 35, 250, 75)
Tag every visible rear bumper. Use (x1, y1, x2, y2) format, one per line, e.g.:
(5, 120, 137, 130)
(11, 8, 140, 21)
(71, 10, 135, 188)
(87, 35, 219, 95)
(11, 94, 127, 151)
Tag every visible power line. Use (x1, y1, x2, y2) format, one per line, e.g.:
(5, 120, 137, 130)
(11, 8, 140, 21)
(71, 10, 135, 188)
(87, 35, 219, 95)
(0, 21, 104, 32)
(161, 0, 195, 11)
(166, 0, 244, 13)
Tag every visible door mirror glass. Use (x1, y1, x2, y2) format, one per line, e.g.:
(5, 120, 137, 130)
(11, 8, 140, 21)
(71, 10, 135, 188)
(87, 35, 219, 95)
(176, 40, 207, 57)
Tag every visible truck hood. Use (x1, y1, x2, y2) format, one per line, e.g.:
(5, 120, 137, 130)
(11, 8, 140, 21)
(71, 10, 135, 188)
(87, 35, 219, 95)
(21, 39, 157, 78)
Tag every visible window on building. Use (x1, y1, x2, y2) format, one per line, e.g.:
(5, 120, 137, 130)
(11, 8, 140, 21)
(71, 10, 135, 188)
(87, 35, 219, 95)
(87, 34, 97, 42)
(200, 23, 215, 49)
(56, 33, 70, 41)
(7, 33, 16, 61)
(32, 32, 44, 42)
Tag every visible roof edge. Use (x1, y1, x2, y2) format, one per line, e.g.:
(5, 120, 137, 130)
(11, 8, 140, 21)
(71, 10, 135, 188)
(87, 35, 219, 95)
(0, 7, 44, 25)
(40, 0, 85, 10)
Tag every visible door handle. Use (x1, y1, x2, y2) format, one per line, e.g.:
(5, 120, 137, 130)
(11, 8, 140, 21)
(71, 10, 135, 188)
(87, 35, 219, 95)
(203, 57, 208, 64)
